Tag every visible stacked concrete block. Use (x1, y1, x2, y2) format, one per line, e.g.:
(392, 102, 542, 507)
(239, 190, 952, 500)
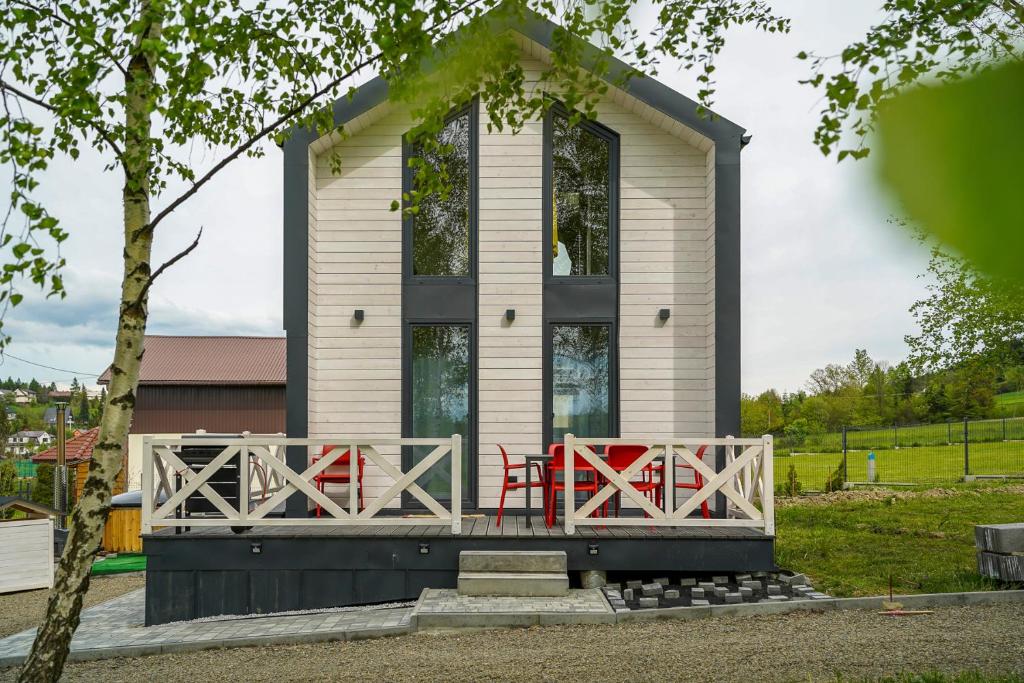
(976, 523, 1024, 582)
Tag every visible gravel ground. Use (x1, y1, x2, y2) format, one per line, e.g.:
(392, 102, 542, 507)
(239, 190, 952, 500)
(0, 574, 144, 639)
(3, 603, 1021, 682)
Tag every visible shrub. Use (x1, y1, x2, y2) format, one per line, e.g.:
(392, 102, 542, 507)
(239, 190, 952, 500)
(824, 465, 845, 492)
(0, 459, 16, 519)
(775, 463, 802, 497)
(31, 463, 54, 508)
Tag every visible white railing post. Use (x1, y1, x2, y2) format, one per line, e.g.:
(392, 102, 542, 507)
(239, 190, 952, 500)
(349, 442, 359, 516)
(239, 444, 250, 523)
(450, 434, 462, 534)
(141, 436, 153, 534)
(762, 434, 775, 535)
(564, 434, 575, 534)
(724, 434, 735, 518)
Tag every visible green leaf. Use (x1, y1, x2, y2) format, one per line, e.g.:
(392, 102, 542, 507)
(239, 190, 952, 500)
(875, 59, 1024, 284)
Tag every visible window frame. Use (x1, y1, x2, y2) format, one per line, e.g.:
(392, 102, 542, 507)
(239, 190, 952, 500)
(542, 102, 620, 285)
(402, 100, 479, 285)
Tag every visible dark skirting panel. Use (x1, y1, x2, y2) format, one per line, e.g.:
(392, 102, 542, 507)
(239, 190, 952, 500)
(143, 523, 775, 625)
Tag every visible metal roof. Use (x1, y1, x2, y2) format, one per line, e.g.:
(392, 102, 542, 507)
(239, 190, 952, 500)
(98, 336, 286, 386)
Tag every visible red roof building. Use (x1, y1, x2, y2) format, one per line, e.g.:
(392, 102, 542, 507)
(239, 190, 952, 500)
(31, 427, 100, 464)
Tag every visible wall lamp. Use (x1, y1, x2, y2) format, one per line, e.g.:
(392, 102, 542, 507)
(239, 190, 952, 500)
(353, 309, 364, 322)
(588, 541, 599, 556)
(659, 308, 671, 322)
(505, 309, 516, 322)
(418, 541, 431, 555)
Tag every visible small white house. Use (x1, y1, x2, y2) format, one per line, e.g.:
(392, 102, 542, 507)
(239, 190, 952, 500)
(7, 430, 52, 457)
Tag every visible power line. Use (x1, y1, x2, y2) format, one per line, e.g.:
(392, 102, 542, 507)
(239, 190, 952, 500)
(0, 352, 101, 378)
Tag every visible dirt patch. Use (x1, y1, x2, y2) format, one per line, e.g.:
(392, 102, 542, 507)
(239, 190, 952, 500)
(3, 603, 1022, 682)
(0, 574, 144, 639)
(776, 484, 1024, 508)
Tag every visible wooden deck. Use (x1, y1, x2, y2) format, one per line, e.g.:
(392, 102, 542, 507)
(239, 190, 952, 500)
(148, 515, 769, 540)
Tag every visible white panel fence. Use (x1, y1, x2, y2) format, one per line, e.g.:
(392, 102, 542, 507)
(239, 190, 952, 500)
(141, 433, 773, 536)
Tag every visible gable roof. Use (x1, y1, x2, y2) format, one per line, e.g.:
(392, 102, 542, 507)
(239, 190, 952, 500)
(307, 7, 745, 153)
(97, 336, 286, 386)
(0, 496, 56, 518)
(31, 427, 100, 464)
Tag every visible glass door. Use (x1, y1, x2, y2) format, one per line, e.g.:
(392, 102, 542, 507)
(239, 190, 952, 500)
(406, 324, 473, 505)
(549, 323, 614, 445)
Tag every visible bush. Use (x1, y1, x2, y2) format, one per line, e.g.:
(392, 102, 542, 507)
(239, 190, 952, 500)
(824, 465, 845, 492)
(31, 463, 53, 508)
(775, 463, 802, 497)
(0, 459, 16, 519)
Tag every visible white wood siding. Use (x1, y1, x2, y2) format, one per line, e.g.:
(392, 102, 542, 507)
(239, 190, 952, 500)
(0, 519, 54, 594)
(308, 39, 717, 510)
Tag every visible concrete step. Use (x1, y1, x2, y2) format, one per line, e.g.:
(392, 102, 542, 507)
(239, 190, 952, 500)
(458, 550, 566, 574)
(976, 523, 1024, 554)
(457, 571, 570, 597)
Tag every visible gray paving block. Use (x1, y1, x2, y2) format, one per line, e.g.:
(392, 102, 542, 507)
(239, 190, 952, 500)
(778, 573, 807, 586)
(735, 574, 752, 583)
(638, 597, 659, 608)
(724, 593, 742, 604)
(459, 550, 567, 574)
(712, 575, 730, 585)
(653, 577, 670, 586)
(697, 582, 716, 591)
(742, 580, 761, 590)
(767, 585, 781, 596)
(690, 587, 705, 599)
(664, 589, 680, 600)
(739, 587, 753, 598)
(679, 577, 697, 587)
(622, 588, 634, 601)
(457, 572, 569, 597)
(690, 599, 710, 607)
(977, 551, 1024, 581)
(713, 587, 728, 599)
(975, 523, 1024, 554)
(626, 580, 643, 590)
(767, 595, 789, 601)
(641, 583, 664, 597)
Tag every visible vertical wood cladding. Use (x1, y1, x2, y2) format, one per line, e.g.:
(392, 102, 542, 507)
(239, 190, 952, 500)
(131, 385, 286, 434)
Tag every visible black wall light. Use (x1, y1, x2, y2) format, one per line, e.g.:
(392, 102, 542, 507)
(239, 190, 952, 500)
(354, 309, 364, 322)
(588, 541, 599, 556)
(418, 541, 430, 555)
(505, 309, 515, 322)
(659, 308, 671, 321)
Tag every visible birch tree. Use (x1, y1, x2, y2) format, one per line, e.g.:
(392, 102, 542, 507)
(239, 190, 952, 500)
(0, 1, 787, 679)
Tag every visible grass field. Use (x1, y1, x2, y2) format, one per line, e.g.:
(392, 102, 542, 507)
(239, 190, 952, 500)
(775, 484, 1024, 597)
(997, 391, 1024, 413)
(774, 440, 1024, 490)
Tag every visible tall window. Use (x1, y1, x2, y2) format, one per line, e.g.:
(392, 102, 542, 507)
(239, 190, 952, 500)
(551, 112, 612, 277)
(551, 324, 612, 443)
(409, 108, 472, 277)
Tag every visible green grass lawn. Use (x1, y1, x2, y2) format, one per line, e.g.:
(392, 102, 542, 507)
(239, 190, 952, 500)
(996, 390, 1024, 411)
(774, 440, 1024, 490)
(775, 485, 1024, 597)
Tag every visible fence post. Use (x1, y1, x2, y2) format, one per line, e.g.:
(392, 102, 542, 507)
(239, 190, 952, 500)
(451, 434, 462, 535)
(564, 433, 575, 535)
(947, 420, 952, 445)
(1003, 418, 1007, 442)
(963, 417, 970, 477)
(841, 426, 848, 482)
(141, 436, 153, 534)
(762, 435, 775, 536)
(893, 424, 898, 450)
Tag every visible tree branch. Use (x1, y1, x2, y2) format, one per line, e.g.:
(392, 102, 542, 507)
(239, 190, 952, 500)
(133, 225, 203, 306)
(0, 78, 125, 161)
(143, 0, 487, 239)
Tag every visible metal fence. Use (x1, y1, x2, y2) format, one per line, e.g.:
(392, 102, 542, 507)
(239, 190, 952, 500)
(14, 460, 37, 478)
(770, 416, 1024, 492)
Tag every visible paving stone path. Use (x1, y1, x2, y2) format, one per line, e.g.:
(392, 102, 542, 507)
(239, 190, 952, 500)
(0, 590, 412, 667)
(412, 588, 613, 627)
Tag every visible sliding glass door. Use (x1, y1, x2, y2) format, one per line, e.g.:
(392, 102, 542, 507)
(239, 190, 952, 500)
(407, 324, 473, 503)
(549, 323, 615, 445)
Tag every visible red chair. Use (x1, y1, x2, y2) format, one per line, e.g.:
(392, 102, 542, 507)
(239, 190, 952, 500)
(651, 444, 711, 519)
(496, 444, 545, 527)
(603, 444, 663, 517)
(544, 444, 601, 528)
(312, 445, 365, 517)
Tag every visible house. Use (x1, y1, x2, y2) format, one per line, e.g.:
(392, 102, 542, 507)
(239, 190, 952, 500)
(43, 406, 74, 427)
(10, 389, 32, 405)
(31, 428, 125, 503)
(7, 430, 52, 456)
(5, 407, 17, 421)
(98, 335, 286, 490)
(142, 10, 772, 626)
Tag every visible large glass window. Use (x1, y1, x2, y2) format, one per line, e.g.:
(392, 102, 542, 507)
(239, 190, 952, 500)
(410, 109, 471, 277)
(410, 325, 471, 499)
(551, 324, 611, 443)
(551, 114, 611, 277)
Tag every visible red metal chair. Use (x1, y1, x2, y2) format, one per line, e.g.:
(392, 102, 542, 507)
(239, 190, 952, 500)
(496, 444, 545, 527)
(544, 444, 601, 528)
(603, 444, 663, 517)
(312, 445, 365, 517)
(651, 444, 711, 519)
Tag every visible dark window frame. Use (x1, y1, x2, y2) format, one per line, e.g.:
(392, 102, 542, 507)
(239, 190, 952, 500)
(400, 98, 479, 510)
(541, 102, 621, 449)
(402, 99, 479, 285)
(542, 102, 620, 285)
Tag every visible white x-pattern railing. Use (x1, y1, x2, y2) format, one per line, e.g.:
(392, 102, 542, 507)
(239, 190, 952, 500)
(141, 435, 462, 534)
(562, 434, 774, 535)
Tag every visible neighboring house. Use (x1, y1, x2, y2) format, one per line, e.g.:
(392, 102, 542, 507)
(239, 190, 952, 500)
(32, 428, 124, 503)
(5, 407, 17, 421)
(142, 10, 766, 626)
(98, 335, 286, 434)
(43, 406, 74, 427)
(7, 430, 52, 457)
(10, 389, 32, 405)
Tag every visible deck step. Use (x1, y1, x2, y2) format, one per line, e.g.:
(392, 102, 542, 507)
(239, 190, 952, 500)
(458, 550, 567, 574)
(457, 571, 570, 597)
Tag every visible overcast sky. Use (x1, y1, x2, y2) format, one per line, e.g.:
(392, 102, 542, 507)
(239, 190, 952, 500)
(0, 0, 927, 394)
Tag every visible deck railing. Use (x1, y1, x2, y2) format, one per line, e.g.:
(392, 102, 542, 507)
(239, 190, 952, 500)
(562, 434, 775, 535)
(141, 435, 462, 534)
